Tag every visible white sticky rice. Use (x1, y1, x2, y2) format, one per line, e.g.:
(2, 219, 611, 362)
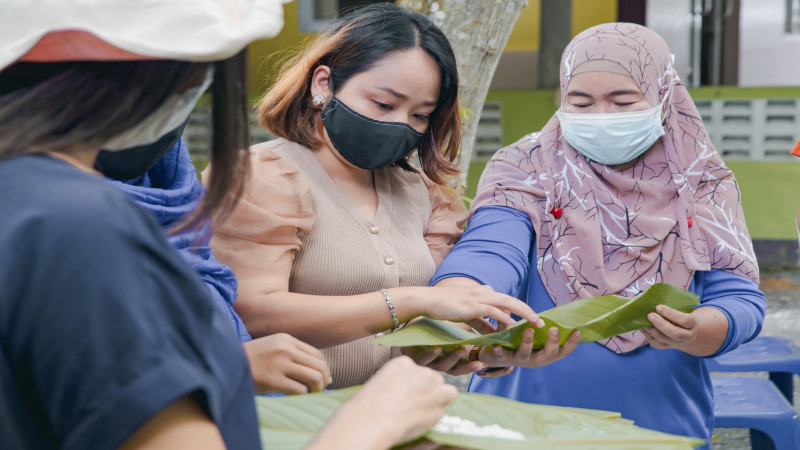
(431, 414, 525, 441)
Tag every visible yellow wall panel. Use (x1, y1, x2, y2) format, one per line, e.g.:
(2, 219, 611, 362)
(571, 0, 617, 37)
(248, 0, 621, 93)
(249, 1, 549, 92)
(248, 1, 312, 94)
(505, 0, 541, 51)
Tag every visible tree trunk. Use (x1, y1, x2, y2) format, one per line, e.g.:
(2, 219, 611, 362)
(399, 0, 528, 194)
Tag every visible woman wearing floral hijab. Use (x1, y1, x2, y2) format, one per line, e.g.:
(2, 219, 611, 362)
(433, 23, 765, 443)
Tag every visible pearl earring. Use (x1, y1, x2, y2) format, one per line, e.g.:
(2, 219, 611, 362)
(312, 94, 325, 107)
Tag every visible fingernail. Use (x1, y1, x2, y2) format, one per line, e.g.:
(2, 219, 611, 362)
(656, 305, 664, 313)
(493, 346, 502, 356)
(538, 319, 545, 327)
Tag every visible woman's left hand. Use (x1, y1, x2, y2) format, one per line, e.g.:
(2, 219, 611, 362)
(641, 305, 729, 356)
(641, 305, 698, 349)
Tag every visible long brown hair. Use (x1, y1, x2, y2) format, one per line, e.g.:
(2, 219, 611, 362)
(258, 3, 461, 184)
(0, 56, 249, 226)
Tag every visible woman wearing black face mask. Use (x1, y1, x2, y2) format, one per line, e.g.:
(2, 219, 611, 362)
(205, 3, 563, 390)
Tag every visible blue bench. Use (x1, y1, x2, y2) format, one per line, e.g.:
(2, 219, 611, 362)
(712, 376, 800, 450)
(708, 336, 800, 449)
(707, 336, 800, 404)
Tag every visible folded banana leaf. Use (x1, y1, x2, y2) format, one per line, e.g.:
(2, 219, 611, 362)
(256, 387, 704, 449)
(374, 283, 699, 350)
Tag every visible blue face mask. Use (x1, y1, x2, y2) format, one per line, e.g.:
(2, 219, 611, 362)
(557, 102, 666, 166)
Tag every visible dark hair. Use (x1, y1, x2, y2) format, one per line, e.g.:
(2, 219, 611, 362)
(206, 50, 250, 226)
(0, 55, 249, 227)
(259, 2, 461, 184)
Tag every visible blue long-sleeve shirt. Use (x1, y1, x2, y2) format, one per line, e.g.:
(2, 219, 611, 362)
(432, 206, 765, 446)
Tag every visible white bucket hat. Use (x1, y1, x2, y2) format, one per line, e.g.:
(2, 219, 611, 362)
(0, 0, 288, 69)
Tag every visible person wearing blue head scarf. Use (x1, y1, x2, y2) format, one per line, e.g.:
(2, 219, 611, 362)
(103, 136, 252, 343)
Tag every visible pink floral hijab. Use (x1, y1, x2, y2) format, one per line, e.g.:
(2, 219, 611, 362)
(471, 23, 759, 353)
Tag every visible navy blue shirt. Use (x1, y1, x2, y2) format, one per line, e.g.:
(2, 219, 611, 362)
(0, 155, 260, 449)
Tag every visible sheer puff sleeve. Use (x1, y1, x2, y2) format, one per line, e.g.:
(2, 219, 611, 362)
(203, 144, 314, 299)
(421, 174, 468, 267)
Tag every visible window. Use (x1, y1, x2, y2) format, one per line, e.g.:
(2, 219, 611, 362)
(297, 0, 395, 33)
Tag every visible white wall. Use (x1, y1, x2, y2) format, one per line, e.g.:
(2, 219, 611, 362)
(646, 0, 695, 83)
(740, 0, 800, 87)
(648, 0, 800, 87)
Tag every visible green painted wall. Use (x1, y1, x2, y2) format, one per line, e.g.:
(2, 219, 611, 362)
(727, 162, 800, 241)
(485, 89, 559, 144)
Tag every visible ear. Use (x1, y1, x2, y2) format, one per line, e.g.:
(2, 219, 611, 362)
(310, 65, 333, 101)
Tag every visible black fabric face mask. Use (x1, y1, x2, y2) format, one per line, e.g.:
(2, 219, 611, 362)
(320, 97, 425, 170)
(94, 120, 188, 180)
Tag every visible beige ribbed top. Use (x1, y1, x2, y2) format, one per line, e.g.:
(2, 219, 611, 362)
(210, 138, 466, 388)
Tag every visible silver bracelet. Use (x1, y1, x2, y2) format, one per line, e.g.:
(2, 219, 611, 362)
(380, 288, 400, 332)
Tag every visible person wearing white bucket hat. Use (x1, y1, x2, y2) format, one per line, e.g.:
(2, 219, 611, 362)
(0, 1, 459, 449)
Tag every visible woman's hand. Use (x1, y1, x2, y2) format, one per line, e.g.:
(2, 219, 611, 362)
(422, 284, 543, 330)
(401, 344, 486, 376)
(397, 318, 483, 375)
(409, 278, 545, 331)
(305, 356, 458, 450)
(358, 357, 459, 444)
(641, 305, 729, 357)
(243, 333, 332, 394)
(474, 327, 581, 377)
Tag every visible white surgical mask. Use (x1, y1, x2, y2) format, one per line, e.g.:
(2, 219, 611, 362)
(557, 75, 673, 166)
(102, 66, 214, 151)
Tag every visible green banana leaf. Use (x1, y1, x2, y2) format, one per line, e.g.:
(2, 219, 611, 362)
(374, 283, 699, 350)
(256, 387, 704, 449)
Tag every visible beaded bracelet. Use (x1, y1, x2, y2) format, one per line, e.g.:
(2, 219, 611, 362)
(380, 288, 400, 332)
